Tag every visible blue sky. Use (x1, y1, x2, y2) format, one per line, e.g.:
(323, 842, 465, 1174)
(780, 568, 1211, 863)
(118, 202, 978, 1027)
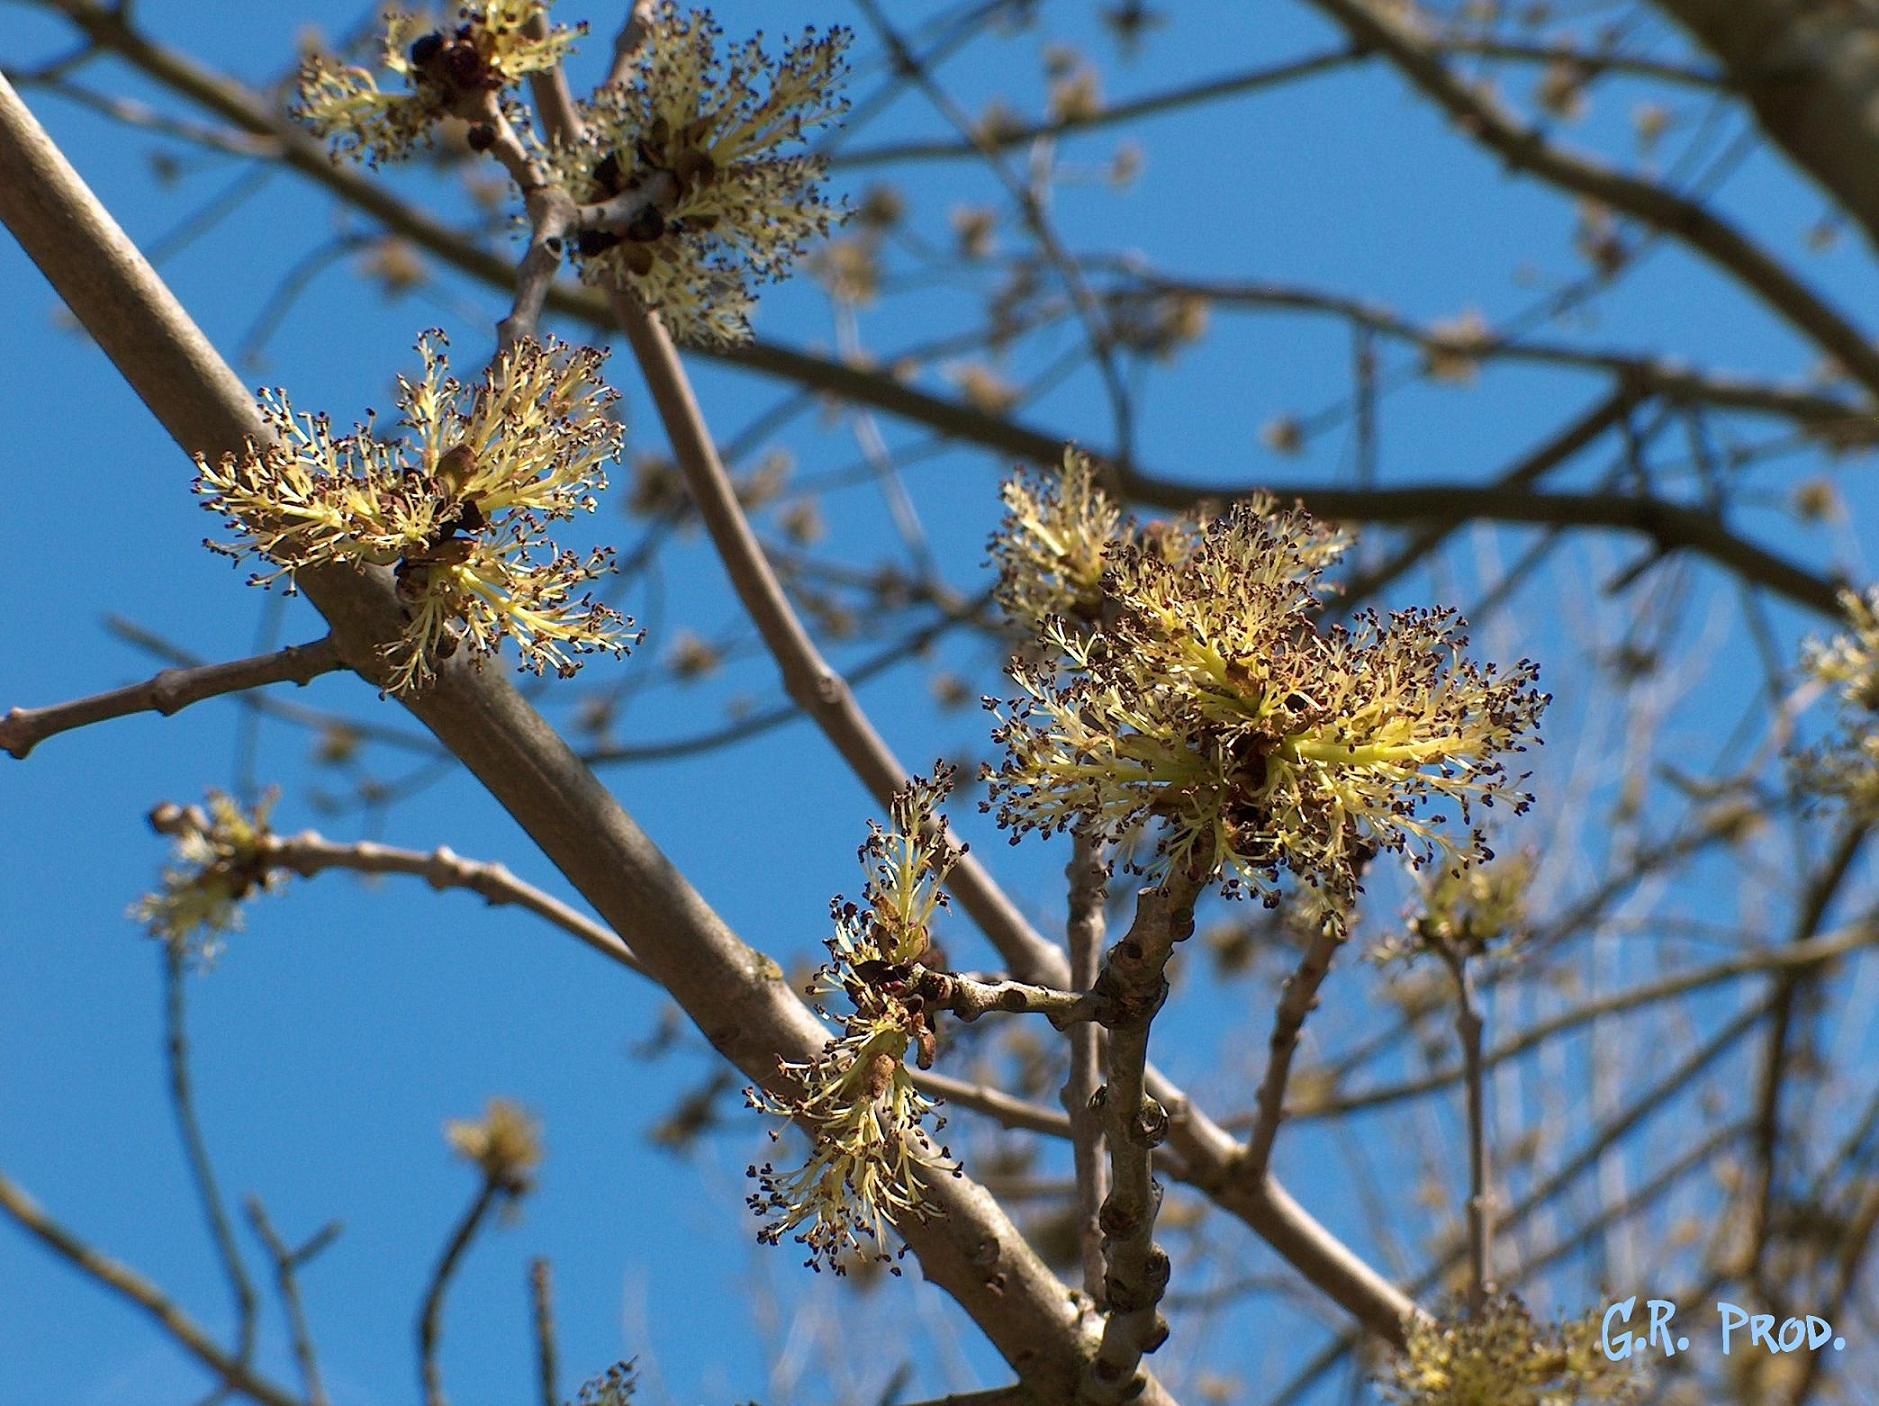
(4, 1, 1877, 1402)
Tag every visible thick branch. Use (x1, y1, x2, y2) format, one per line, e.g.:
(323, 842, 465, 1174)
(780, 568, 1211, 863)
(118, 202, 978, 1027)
(1064, 834, 1111, 1302)
(1084, 875, 1200, 1403)
(0, 635, 342, 759)
(1651, 0, 1879, 252)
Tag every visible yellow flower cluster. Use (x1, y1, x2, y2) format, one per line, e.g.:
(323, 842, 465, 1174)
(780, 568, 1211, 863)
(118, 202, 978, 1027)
(297, 1, 584, 165)
(1385, 1297, 1638, 1406)
(547, 6, 849, 345)
(990, 448, 1130, 629)
(1796, 587, 1879, 814)
(1374, 852, 1536, 964)
(446, 1097, 543, 1196)
(989, 449, 1343, 633)
(985, 498, 1547, 903)
(747, 771, 961, 1273)
(131, 792, 283, 962)
(197, 333, 636, 696)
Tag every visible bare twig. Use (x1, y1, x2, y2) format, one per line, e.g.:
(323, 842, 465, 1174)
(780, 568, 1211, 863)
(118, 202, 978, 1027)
(148, 804, 651, 978)
(162, 949, 259, 1395)
(417, 1181, 503, 1406)
(0, 635, 342, 759)
(243, 1197, 331, 1406)
(1437, 947, 1491, 1312)
(607, 293, 1066, 983)
(1240, 912, 1348, 1181)
(833, 50, 1364, 168)
(915, 969, 1099, 1026)
(1065, 833, 1111, 1302)
(0, 1168, 304, 1406)
(1289, 916, 1879, 1121)
(529, 1258, 558, 1406)
(1305, 0, 1879, 398)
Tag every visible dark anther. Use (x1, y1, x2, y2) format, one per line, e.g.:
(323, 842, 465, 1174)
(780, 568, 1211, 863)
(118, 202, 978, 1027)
(592, 151, 625, 197)
(465, 123, 497, 152)
(625, 205, 667, 243)
(408, 31, 445, 68)
(578, 229, 624, 257)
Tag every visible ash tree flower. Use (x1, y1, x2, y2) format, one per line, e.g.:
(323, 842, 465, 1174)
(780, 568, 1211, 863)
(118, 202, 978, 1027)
(1383, 1295, 1638, 1406)
(197, 332, 638, 696)
(985, 489, 1548, 905)
(296, 0, 585, 165)
(132, 791, 284, 963)
(746, 769, 963, 1273)
(1795, 586, 1879, 813)
(546, 5, 850, 346)
(446, 1096, 543, 1198)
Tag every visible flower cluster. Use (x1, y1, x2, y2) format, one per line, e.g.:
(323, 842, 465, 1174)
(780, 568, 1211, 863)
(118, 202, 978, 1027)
(989, 449, 1341, 635)
(546, 6, 849, 345)
(985, 498, 1547, 903)
(1383, 1296, 1638, 1406)
(296, 1, 584, 165)
(197, 333, 636, 696)
(990, 448, 1129, 629)
(571, 1361, 638, 1406)
(446, 1096, 543, 1197)
(746, 771, 962, 1272)
(1374, 852, 1536, 965)
(131, 792, 283, 963)
(1795, 587, 1879, 814)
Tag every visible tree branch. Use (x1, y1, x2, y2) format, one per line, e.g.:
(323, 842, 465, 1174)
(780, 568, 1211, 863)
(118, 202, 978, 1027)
(1085, 874, 1200, 1403)
(1239, 912, 1347, 1181)
(1305, 0, 1879, 398)
(0, 635, 342, 760)
(1064, 834, 1111, 1303)
(417, 1180, 502, 1406)
(0, 1168, 304, 1406)
(243, 1197, 331, 1406)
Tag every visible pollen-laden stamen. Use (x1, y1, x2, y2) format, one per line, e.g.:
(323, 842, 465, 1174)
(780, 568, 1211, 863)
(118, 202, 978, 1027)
(745, 770, 964, 1273)
(986, 495, 1547, 904)
(542, 5, 851, 346)
(196, 332, 638, 696)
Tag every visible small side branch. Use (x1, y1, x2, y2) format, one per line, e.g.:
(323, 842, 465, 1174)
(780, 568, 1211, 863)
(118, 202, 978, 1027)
(1438, 948, 1492, 1311)
(0, 1168, 304, 1406)
(528, 1258, 558, 1406)
(1, 635, 342, 759)
(1084, 874, 1201, 1403)
(163, 949, 259, 1388)
(244, 1197, 332, 1406)
(417, 1181, 502, 1406)
(150, 805, 648, 978)
(914, 969, 1099, 1026)
(1240, 912, 1348, 1180)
